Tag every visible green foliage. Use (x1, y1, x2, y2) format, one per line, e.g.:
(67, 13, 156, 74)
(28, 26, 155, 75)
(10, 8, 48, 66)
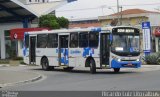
(0, 59, 9, 64)
(144, 52, 160, 65)
(57, 17, 69, 28)
(12, 57, 23, 60)
(39, 14, 69, 29)
(19, 60, 27, 65)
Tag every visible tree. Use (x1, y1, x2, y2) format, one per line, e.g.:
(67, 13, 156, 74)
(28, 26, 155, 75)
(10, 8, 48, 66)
(39, 14, 69, 29)
(57, 17, 69, 28)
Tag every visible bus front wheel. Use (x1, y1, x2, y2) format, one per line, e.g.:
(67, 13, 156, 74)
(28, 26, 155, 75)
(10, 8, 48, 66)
(90, 59, 96, 74)
(41, 58, 52, 71)
(113, 68, 120, 73)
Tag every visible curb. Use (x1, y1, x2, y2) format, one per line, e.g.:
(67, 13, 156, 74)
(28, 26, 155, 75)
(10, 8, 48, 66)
(0, 73, 43, 88)
(0, 64, 10, 67)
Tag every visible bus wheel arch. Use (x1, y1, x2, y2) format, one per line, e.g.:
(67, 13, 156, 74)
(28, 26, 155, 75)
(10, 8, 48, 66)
(113, 68, 120, 73)
(41, 56, 53, 71)
(85, 57, 96, 74)
(85, 57, 94, 67)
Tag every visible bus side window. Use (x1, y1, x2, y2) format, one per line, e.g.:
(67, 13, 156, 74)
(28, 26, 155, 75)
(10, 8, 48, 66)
(37, 34, 48, 48)
(70, 33, 78, 48)
(79, 32, 89, 48)
(47, 34, 58, 48)
(89, 32, 99, 48)
(25, 35, 29, 48)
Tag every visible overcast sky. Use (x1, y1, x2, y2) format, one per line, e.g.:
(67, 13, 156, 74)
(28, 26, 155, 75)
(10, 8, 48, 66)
(54, 0, 160, 20)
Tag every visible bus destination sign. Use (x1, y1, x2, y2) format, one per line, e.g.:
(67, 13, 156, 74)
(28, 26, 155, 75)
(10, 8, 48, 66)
(112, 27, 139, 34)
(117, 29, 135, 33)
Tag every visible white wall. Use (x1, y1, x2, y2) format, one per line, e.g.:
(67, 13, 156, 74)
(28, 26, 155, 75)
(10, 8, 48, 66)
(149, 14, 160, 26)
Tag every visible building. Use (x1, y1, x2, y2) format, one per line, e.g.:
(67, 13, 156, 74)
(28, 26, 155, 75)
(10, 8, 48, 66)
(69, 17, 101, 28)
(99, 8, 160, 52)
(99, 9, 160, 27)
(0, 0, 76, 59)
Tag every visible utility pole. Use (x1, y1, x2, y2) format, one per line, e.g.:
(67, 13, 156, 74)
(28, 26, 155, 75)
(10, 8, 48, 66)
(119, 6, 123, 25)
(117, 0, 120, 25)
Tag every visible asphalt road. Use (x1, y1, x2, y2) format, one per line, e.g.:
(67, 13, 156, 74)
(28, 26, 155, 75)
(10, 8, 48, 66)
(1, 66, 160, 91)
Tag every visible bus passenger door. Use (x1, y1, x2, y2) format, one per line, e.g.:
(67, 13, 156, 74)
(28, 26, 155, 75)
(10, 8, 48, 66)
(29, 36, 36, 64)
(58, 35, 69, 66)
(100, 33, 110, 66)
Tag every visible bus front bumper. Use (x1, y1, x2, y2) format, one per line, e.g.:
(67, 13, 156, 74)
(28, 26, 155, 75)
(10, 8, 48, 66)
(111, 59, 141, 68)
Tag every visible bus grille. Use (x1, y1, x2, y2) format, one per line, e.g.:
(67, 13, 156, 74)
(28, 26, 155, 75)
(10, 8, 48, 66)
(121, 59, 136, 61)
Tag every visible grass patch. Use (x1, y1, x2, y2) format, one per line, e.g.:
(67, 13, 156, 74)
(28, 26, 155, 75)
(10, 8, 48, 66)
(0, 59, 9, 64)
(9, 60, 20, 66)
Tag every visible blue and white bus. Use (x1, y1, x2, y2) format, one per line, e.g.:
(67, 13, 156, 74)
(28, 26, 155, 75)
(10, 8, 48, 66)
(23, 26, 141, 73)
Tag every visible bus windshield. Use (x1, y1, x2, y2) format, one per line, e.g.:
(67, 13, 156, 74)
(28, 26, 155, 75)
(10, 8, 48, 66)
(111, 34, 140, 56)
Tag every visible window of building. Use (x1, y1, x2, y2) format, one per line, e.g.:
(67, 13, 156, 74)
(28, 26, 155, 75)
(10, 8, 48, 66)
(70, 33, 78, 48)
(47, 34, 58, 48)
(79, 32, 89, 47)
(37, 34, 47, 48)
(89, 32, 99, 47)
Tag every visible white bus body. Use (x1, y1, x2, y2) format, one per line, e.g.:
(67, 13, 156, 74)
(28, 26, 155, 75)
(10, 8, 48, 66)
(23, 26, 141, 73)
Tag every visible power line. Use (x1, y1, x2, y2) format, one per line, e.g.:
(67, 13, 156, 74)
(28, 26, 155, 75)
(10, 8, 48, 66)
(56, 2, 160, 12)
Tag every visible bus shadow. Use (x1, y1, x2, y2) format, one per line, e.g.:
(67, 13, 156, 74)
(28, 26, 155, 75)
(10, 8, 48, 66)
(70, 70, 137, 74)
(30, 68, 138, 74)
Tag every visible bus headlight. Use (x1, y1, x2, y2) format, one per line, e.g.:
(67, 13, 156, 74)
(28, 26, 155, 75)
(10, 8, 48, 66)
(136, 59, 140, 61)
(117, 59, 121, 62)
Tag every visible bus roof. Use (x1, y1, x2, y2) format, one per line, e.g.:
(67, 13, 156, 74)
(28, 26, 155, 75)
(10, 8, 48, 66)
(26, 26, 139, 35)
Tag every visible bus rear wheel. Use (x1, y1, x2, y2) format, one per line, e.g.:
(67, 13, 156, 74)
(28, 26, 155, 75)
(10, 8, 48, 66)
(113, 68, 120, 73)
(41, 58, 52, 71)
(90, 59, 96, 74)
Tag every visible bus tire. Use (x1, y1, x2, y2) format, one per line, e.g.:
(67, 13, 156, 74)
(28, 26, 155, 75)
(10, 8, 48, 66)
(113, 68, 120, 73)
(41, 58, 52, 71)
(64, 67, 74, 71)
(90, 59, 96, 74)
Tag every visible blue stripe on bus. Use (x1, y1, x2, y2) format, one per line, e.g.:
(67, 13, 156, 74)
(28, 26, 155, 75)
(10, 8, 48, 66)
(23, 32, 29, 56)
(83, 48, 94, 57)
(56, 48, 69, 65)
(91, 27, 101, 32)
(111, 59, 141, 68)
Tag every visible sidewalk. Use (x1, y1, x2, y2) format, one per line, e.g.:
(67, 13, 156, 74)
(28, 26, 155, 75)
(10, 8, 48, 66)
(0, 70, 42, 88)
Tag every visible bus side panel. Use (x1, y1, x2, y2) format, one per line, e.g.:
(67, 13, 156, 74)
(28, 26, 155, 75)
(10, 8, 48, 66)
(70, 48, 85, 67)
(94, 58, 100, 68)
(36, 48, 58, 66)
(35, 57, 41, 65)
(23, 48, 29, 64)
(76, 57, 86, 67)
(91, 48, 100, 68)
(73, 48, 100, 68)
(81, 47, 100, 68)
(68, 48, 80, 67)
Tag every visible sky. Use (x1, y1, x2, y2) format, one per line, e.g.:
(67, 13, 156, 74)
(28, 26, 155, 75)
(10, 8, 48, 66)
(54, 0, 160, 20)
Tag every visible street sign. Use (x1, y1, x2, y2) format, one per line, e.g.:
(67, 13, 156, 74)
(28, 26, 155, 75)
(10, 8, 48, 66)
(142, 22, 151, 54)
(142, 22, 151, 29)
(14, 33, 18, 39)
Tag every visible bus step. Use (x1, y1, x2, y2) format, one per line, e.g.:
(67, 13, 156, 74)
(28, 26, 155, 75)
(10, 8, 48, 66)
(102, 65, 111, 69)
(59, 65, 68, 68)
